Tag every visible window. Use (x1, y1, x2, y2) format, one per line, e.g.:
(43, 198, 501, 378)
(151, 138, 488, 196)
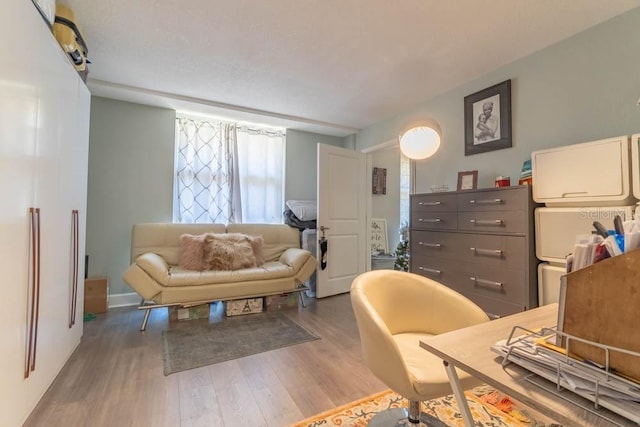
(174, 116, 285, 224)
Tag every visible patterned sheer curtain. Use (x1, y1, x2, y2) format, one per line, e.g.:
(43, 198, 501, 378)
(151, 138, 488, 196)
(174, 116, 285, 224)
(174, 117, 242, 223)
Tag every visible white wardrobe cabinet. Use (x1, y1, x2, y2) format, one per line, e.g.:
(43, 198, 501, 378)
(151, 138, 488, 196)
(532, 135, 632, 206)
(0, 2, 90, 426)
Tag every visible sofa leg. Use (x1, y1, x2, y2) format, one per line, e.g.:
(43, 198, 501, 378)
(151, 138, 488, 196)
(298, 290, 307, 308)
(140, 308, 151, 331)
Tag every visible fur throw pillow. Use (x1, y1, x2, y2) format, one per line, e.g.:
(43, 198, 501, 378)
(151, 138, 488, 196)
(178, 233, 208, 271)
(179, 232, 265, 271)
(202, 233, 264, 271)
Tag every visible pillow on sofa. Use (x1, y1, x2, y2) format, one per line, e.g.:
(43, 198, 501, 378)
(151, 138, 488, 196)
(202, 233, 265, 271)
(179, 233, 208, 271)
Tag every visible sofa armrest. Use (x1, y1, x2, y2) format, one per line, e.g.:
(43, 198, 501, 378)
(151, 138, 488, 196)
(279, 248, 313, 271)
(136, 252, 171, 285)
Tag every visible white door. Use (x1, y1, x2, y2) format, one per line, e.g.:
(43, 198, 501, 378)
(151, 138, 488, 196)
(316, 144, 367, 298)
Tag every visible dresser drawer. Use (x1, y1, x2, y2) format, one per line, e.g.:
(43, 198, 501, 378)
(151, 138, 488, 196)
(458, 187, 529, 212)
(460, 291, 525, 319)
(411, 211, 458, 231)
(410, 256, 462, 287)
(411, 193, 458, 213)
(458, 210, 526, 234)
(457, 233, 526, 270)
(460, 263, 527, 305)
(410, 231, 461, 260)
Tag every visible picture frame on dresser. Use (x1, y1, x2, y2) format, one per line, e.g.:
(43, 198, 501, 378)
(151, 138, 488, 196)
(370, 218, 388, 255)
(464, 79, 512, 156)
(457, 170, 478, 191)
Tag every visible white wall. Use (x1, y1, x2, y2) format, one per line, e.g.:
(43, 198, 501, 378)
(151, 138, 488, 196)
(86, 98, 176, 296)
(371, 147, 401, 253)
(285, 129, 345, 200)
(355, 8, 640, 193)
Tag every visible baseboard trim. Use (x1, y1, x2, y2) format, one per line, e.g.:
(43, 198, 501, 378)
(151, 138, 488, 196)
(109, 292, 140, 308)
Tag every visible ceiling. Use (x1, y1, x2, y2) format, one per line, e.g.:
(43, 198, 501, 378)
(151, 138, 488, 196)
(67, 0, 639, 137)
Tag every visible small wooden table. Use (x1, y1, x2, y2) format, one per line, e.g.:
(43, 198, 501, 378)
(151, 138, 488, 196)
(420, 304, 635, 427)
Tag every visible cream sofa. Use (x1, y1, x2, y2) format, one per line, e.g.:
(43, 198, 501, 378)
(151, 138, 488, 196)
(123, 223, 317, 330)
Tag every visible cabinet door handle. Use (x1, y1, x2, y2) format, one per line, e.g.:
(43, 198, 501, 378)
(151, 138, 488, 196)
(470, 247, 503, 256)
(469, 219, 503, 225)
(70, 210, 79, 328)
(33, 208, 41, 373)
(469, 198, 503, 204)
(419, 218, 441, 223)
(419, 267, 441, 275)
(418, 201, 441, 206)
(470, 277, 503, 289)
(419, 242, 441, 248)
(26, 208, 38, 378)
(26, 208, 42, 377)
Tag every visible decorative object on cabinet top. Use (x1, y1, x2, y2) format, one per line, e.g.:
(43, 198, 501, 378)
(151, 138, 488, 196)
(464, 80, 512, 156)
(457, 170, 478, 191)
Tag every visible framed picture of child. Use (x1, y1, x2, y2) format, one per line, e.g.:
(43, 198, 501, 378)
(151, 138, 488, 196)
(464, 79, 512, 156)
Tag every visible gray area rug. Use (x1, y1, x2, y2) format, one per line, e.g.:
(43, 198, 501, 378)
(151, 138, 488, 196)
(162, 311, 319, 375)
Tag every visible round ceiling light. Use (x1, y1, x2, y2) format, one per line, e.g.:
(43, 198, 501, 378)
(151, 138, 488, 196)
(399, 125, 441, 160)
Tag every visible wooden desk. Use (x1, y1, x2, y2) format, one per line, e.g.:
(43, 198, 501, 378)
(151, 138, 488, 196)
(420, 304, 634, 427)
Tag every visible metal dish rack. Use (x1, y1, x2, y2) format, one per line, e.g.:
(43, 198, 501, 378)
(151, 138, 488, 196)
(493, 325, 640, 425)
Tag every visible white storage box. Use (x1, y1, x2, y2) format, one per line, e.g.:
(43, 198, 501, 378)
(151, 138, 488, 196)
(532, 135, 633, 206)
(537, 263, 565, 306)
(534, 206, 633, 264)
(169, 304, 210, 321)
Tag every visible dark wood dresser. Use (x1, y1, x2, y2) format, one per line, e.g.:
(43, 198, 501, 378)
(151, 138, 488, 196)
(410, 185, 539, 318)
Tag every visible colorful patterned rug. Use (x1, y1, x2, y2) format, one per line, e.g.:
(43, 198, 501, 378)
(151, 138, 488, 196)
(291, 385, 557, 427)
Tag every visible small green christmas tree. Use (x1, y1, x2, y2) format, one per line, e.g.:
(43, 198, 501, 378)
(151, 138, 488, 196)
(393, 240, 409, 272)
(394, 221, 410, 272)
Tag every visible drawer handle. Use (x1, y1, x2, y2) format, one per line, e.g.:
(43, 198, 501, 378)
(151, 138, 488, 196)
(470, 277, 503, 289)
(419, 242, 442, 248)
(419, 267, 441, 275)
(469, 219, 503, 226)
(419, 218, 442, 223)
(561, 191, 588, 198)
(419, 201, 441, 206)
(469, 198, 503, 204)
(470, 247, 503, 256)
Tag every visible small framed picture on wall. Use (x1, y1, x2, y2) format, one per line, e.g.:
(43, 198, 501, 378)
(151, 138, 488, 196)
(372, 167, 387, 195)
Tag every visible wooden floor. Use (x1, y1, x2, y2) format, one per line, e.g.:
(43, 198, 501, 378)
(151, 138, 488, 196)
(24, 294, 387, 427)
